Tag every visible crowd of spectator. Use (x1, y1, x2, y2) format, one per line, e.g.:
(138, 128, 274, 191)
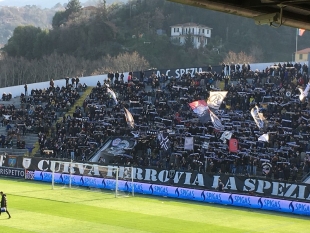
(0, 78, 85, 153)
(2, 63, 310, 183)
(33, 64, 310, 182)
(36, 79, 90, 157)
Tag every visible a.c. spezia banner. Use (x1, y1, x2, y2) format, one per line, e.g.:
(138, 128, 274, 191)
(32, 171, 310, 216)
(133, 65, 222, 79)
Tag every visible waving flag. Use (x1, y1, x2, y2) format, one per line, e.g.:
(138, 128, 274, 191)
(189, 100, 210, 123)
(229, 139, 238, 152)
(131, 131, 140, 138)
(3, 115, 12, 120)
(207, 91, 228, 110)
(251, 106, 264, 129)
(184, 137, 194, 150)
(202, 141, 209, 149)
(298, 28, 305, 36)
(258, 133, 269, 142)
(124, 108, 134, 129)
(220, 131, 232, 142)
(107, 87, 118, 104)
(299, 82, 310, 101)
(158, 132, 170, 151)
(209, 110, 224, 131)
(189, 100, 208, 116)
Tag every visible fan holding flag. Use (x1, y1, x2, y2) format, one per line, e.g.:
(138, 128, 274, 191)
(106, 87, 118, 105)
(188, 100, 210, 123)
(158, 132, 170, 152)
(251, 106, 265, 129)
(207, 91, 228, 110)
(299, 81, 310, 101)
(124, 107, 134, 129)
(188, 99, 224, 131)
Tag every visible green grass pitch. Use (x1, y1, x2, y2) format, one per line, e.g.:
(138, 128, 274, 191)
(0, 178, 309, 233)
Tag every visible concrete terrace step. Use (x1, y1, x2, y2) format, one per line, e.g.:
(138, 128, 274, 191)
(0, 148, 29, 156)
(0, 132, 37, 156)
(32, 87, 93, 157)
(0, 97, 22, 108)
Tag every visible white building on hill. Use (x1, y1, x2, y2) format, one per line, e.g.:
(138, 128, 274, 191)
(170, 23, 212, 48)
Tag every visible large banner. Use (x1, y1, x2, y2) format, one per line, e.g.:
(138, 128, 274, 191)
(34, 171, 310, 216)
(0, 167, 25, 178)
(2, 155, 310, 202)
(100, 137, 136, 157)
(133, 65, 222, 79)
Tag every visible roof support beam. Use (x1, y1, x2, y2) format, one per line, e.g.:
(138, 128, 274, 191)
(168, 0, 310, 30)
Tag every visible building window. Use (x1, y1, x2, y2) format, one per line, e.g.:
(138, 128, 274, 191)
(202, 29, 205, 33)
(199, 29, 200, 33)
(299, 54, 303, 60)
(192, 28, 194, 33)
(177, 28, 179, 32)
(207, 30, 209, 34)
(174, 28, 176, 32)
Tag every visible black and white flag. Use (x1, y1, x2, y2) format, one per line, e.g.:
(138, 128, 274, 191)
(258, 133, 269, 142)
(107, 87, 118, 104)
(3, 115, 12, 120)
(209, 110, 224, 131)
(220, 131, 232, 142)
(202, 141, 209, 149)
(251, 106, 265, 129)
(158, 132, 170, 151)
(184, 137, 194, 150)
(124, 107, 134, 129)
(299, 82, 310, 101)
(207, 91, 228, 110)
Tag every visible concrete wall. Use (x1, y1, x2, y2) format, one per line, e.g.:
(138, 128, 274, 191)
(0, 60, 307, 98)
(0, 73, 129, 98)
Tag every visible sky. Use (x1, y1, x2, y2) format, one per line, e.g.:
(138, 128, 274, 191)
(0, 0, 126, 8)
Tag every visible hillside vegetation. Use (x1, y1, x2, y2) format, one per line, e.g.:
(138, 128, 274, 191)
(0, 0, 308, 87)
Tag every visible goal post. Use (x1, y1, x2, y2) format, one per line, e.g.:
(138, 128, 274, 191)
(50, 161, 134, 197)
(51, 160, 73, 190)
(115, 166, 135, 197)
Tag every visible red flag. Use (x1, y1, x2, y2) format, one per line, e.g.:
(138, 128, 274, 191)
(189, 100, 211, 123)
(229, 139, 238, 152)
(189, 100, 207, 110)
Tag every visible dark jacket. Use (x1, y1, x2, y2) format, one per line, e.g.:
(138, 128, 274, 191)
(1, 194, 7, 208)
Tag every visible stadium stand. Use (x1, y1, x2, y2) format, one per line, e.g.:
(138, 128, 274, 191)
(2, 62, 310, 183)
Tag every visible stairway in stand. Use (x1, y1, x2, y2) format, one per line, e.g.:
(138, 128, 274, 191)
(0, 96, 39, 157)
(32, 87, 93, 157)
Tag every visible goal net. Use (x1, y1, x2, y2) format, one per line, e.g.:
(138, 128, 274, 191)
(51, 161, 134, 198)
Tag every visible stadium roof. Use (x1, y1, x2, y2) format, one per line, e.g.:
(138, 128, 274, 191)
(168, 0, 310, 31)
(170, 23, 212, 29)
(296, 48, 310, 54)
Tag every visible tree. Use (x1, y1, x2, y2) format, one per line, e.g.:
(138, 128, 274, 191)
(3, 26, 42, 59)
(66, 0, 82, 15)
(52, 11, 67, 28)
(249, 45, 264, 63)
(222, 51, 255, 64)
(97, 0, 107, 17)
(102, 51, 150, 73)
